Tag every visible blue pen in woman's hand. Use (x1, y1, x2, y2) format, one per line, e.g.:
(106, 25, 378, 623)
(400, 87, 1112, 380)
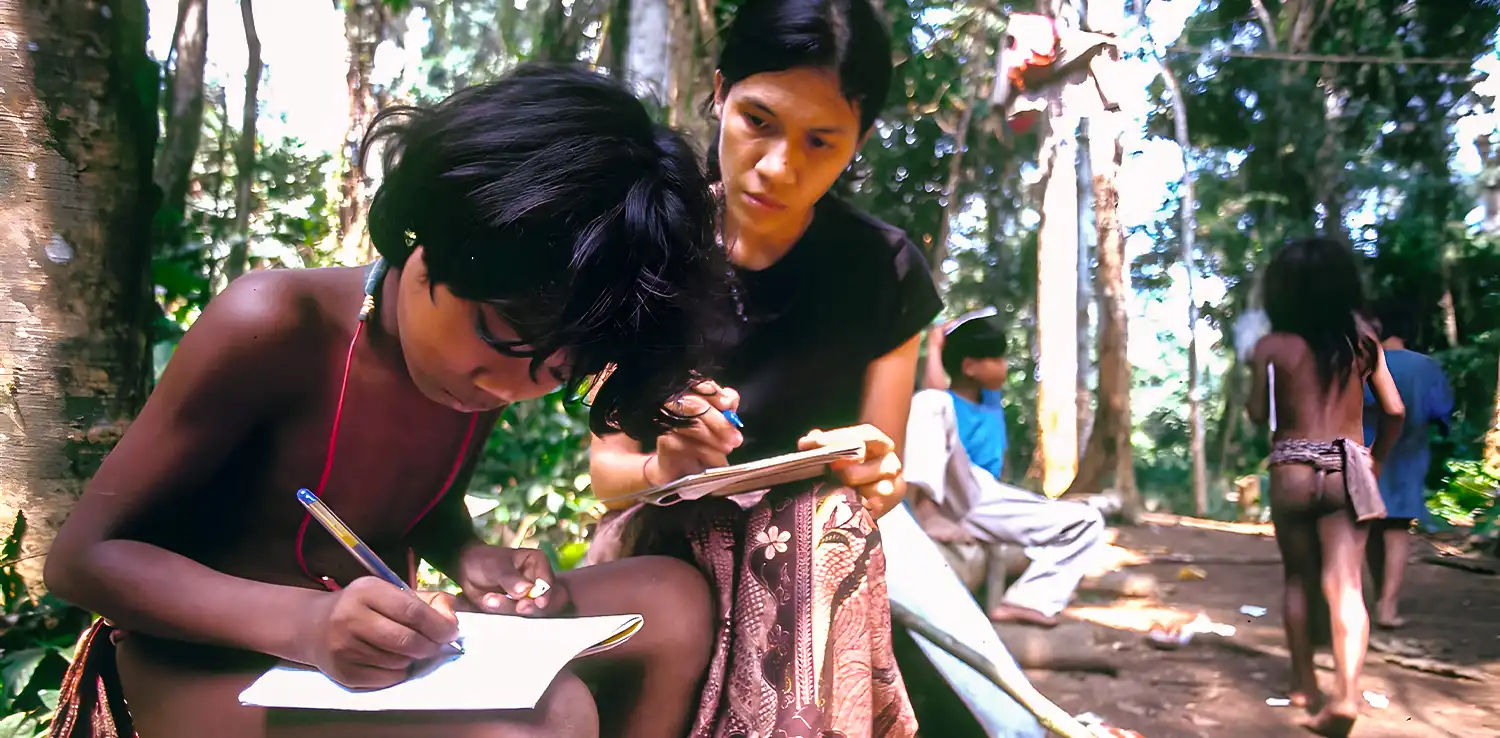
(296, 488, 465, 655)
(722, 409, 744, 429)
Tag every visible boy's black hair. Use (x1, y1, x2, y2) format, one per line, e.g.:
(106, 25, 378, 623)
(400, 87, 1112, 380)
(1263, 237, 1378, 391)
(362, 63, 727, 440)
(705, 0, 893, 180)
(941, 318, 1008, 380)
(1373, 297, 1419, 343)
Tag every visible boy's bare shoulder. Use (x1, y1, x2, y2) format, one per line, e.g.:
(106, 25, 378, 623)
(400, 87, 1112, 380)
(189, 269, 342, 351)
(170, 268, 354, 392)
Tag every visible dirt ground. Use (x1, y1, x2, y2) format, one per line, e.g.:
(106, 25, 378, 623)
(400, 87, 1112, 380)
(1023, 518, 1500, 738)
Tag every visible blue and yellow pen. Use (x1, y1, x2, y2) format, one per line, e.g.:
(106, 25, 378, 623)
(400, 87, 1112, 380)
(296, 488, 465, 655)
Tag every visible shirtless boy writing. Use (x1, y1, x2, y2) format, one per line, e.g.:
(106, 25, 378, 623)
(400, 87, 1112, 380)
(1246, 238, 1405, 737)
(45, 64, 721, 738)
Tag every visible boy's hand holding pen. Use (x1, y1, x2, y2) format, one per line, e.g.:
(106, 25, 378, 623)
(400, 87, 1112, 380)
(295, 488, 468, 689)
(299, 576, 467, 690)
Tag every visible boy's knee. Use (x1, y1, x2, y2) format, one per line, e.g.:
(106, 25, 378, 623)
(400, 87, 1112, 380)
(530, 670, 598, 738)
(635, 555, 711, 611)
(629, 555, 713, 664)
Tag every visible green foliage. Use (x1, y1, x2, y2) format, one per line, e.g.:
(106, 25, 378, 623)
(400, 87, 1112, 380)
(401, 0, 604, 101)
(1431, 460, 1499, 539)
(153, 83, 339, 344)
(465, 390, 601, 549)
(0, 514, 91, 735)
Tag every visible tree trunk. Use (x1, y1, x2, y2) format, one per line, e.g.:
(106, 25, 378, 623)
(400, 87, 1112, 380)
(1035, 0, 1083, 498)
(535, 0, 578, 63)
(153, 0, 208, 256)
(1036, 104, 1081, 498)
(1159, 60, 1209, 517)
(1076, 118, 1094, 458)
(0, 0, 158, 593)
(603, 0, 629, 80)
(222, 0, 261, 284)
(665, 0, 699, 137)
(1481, 134, 1500, 470)
(624, 0, 671, 110)
(1212, 356, 1244, 470)
(337, 0, 390, 267)
(1487, 359, 1500, 472)
(1479, 134, 1500, 235)
(1062, 23, 1135, 515)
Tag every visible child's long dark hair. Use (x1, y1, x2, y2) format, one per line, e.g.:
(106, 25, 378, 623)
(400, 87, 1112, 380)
(1262, 238, 1378, 390)
(361, 63, 727, 441)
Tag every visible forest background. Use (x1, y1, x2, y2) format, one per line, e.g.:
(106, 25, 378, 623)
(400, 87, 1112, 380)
(1, 0, 1498, 732)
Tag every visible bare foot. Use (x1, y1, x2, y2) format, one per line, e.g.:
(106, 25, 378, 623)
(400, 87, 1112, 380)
(1287, 688, 1323, 712)
(988, 603, 1059, 628)
(1373, 601, 1405, 630)
(1301, 702, 1358, 737)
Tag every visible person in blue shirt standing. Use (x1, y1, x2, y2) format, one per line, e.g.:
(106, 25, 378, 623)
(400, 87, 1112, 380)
(1363, 301, 1454, 629)
(906, 314, 1105, 628)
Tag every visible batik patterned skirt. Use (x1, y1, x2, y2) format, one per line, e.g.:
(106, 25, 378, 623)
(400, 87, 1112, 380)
(588, 481, 918, 738)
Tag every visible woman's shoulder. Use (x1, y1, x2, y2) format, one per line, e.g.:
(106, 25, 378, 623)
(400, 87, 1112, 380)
(812, 196, 931, 275)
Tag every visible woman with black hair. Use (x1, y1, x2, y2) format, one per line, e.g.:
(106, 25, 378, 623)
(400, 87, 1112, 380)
(47, 64, 725, 738)
(1246, 238, 1405, 737)
(589, 0, 936, 734)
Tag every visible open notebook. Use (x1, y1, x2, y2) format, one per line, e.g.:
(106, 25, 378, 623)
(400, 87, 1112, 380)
(239, 612, 642, 712)
(615, 441, 865, 507)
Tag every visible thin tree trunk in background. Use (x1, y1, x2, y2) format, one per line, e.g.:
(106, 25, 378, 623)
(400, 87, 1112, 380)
(691, 0, 717, 62)
(1160, 60, 1209, 517)
(338, 0, 390, 267)
(0, 0, 158, 594)
(1487, 360, 1500, 472)
(153, 0, 208, 257)
(222, 0, 261, 284)
(624, 0, 671, 111)
(931, 32, 984, 290)
(1076, 118, 1094, 458)
(535, 0, 578, 63)
(1315, 63, 1346, 234)
(665, 0, 697, 134)
(1480, 134, 1500, 234)
(1212, 357, 1244, 469)
(604, 0, 630, 80)
(1480, 134, 1500, 470)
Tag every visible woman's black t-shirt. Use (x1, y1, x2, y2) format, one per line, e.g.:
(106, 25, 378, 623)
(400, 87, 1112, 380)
(708, 196, 944, 464)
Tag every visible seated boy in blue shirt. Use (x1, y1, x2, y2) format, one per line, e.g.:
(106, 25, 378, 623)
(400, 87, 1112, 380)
(904, 316, 1105, 628)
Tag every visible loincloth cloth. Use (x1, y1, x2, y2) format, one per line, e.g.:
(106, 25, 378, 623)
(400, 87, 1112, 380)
(1268, 438, 1386, 522)
(52, 619, 134, 738)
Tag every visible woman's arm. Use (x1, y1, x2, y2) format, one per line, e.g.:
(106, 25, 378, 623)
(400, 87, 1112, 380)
(44, 273, 328, 664)
(921, 325, 951, 390)
(854, 334, 924, 516)
(1366, 346, 1407, 464)
(589, 432, 653, 511)
(589, 381, 742, 510)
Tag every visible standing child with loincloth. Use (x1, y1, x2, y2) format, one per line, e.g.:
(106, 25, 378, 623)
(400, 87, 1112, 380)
(1246, 238, 1405, 737)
